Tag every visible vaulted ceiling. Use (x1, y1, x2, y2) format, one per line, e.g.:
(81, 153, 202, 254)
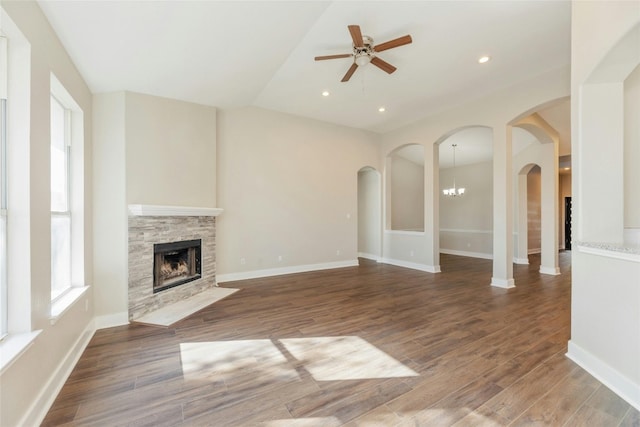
(39, 1, 571, 136)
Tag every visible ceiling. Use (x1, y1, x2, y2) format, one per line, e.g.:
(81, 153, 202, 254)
(38, 1, 571, 135)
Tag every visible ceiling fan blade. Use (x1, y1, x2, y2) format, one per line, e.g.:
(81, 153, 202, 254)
(314, 54, 352, 61)
(341, 63, 359, 82)
(370, 56, 397, 74)
(348, 25, 364, 47)
(374, 35, 412, 53)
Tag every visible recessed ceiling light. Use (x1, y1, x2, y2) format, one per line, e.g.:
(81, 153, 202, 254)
(563, 167, 571, 170)
(322, 91, 330, 97)
(378, 107, 386, 113)
(478, 55, 491, 64)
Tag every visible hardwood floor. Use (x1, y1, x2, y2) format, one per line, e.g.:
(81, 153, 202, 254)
(43, 253, 639, 426)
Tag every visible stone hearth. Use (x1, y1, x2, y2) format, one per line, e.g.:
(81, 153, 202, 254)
(127, 205, 222, 321)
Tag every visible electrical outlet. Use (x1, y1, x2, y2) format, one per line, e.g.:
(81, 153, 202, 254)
(336, 249, 341, 256)
(278, 255, 283, 262)
(410, 250, 414, 257)
(240, 257, 246, 265)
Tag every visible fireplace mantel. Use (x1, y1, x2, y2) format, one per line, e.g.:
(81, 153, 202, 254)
(128, 204, 223, 217)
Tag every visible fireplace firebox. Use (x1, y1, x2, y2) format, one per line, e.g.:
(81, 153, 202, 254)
(153, 239, 202, 293)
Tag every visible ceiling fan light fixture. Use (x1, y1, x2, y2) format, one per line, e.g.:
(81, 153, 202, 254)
(355, 53, 372, 66)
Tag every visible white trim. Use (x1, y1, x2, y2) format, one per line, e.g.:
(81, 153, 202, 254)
(0, 330, 41, 375)
(217, 260, 359, 283)
(358, 252, 381, 262)
(577, 244, 640, 263)
(514, 257, 530, 265)
(94, 311, 129, 330)
(50, 286, 89, 324)
(22, 322, 95, 427)
(491, 277, 515, 288)
(539, 266, 561, 275)
(440, 228, 493, 234)
(379, 258, 441, 273)
(439, 248, 493, 260)
(128, 204, 223, 217)
(384, 229, 425, 236)
(567, 340, 640, 411)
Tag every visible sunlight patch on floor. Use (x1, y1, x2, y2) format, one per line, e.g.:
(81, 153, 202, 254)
(179, 336, 418, 384)
(280, 336, 419, 381)
(179, 340, 300, 382)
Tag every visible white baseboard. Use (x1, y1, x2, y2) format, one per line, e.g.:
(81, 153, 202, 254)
(23, 322, 95, 427)
(358, 252, 381, 262)
(217, 260, 359, 283)
(440, 248, 493, 260)
(379, 258, 440, 273)
(539, 266, 561, 275)
(491, 277, 515, 288)
(514, 257, 530, 265)
(94, 311, 130, 330)
(567, 340, 640, 411)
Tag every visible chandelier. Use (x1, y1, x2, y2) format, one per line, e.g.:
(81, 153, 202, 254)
(443, 143, 465, 197)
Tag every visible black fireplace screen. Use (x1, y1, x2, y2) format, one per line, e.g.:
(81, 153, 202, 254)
(153, 239, 202, 293)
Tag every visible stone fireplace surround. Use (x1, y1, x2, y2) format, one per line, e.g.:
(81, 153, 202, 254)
(128, 205, 223, 321)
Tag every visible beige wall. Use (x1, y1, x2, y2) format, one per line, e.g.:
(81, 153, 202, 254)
(0, 2, 94, 426)
(527, 166, 542, 253)
(624, 64, 640, 229)
(125, 92, 217, 207)
(92, 93, 127, 321)
(390, 156, 424, 231)
(216, 107, 379, 278)
(440, 160, 493, 256)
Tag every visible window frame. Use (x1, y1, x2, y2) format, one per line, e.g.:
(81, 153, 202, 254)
(0, 35, 8, 338)
(50, 94, 72, 302)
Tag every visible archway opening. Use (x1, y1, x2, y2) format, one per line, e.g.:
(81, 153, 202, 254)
(357, 167, 382, 261)
(437, 126, 493, 261)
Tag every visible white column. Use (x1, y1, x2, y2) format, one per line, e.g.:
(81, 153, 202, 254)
(492, 125, 515, 288)
(540, 141, 560, 274)
(426, 143, 441, 272)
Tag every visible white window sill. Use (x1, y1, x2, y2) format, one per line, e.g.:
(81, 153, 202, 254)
(0, 330, 42, 375)
(50, 286, 89, 325)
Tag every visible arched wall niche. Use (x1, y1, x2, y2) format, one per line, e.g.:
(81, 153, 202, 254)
(577, 22, 640, 244)
(385, 143, 425, 232)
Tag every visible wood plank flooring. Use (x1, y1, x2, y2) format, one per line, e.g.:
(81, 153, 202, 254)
(42, 253, 640, 426)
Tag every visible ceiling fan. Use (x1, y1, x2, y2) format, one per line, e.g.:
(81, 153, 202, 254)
(315, 25, 412, 82)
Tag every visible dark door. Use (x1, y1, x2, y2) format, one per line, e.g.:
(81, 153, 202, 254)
(565, 197, 572, 250)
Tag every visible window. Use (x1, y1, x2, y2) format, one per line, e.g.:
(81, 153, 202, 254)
(0, 35, 7, 337)
(50, 95, 71, 300)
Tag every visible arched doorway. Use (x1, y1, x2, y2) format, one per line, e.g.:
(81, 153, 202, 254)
(357, 167, 382, 261)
